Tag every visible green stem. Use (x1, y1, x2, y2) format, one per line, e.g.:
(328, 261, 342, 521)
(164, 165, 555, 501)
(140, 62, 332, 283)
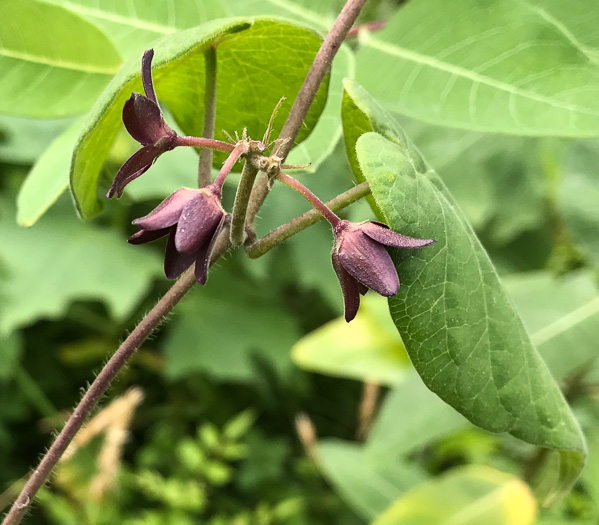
(230, 160, 259, 246)
(198, 45, 218, 187)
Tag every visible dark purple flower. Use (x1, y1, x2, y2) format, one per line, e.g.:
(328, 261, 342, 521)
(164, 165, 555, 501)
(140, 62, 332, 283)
(331, 220, 435, 322)
(107, 49, 177, 199)
(129, 185, 227, 284)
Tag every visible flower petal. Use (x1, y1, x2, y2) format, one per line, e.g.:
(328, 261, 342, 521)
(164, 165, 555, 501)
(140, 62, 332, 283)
(106, 145, 162, 198)
(194, 215, 229, 285)
(141, 49, 158, 105)
(175, 192, 224, 254)
(362, 222, 435, 249)
(123, 93, 174, 146)
(332, 251, 361, 322)
(128, 227, 170, 245)
(338, 231, 400, 297)
(133, 188, 199, 231)
(164, 228, 197, 279)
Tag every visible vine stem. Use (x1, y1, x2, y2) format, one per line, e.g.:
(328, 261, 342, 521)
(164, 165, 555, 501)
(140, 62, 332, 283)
(246, 181, 370, 258)
(245, 0, 369, 232)
(277, 172, 340, 226)
(175, 136, 233, 153)
(198, 44, 218, 187)
(1, 269, 197, 525)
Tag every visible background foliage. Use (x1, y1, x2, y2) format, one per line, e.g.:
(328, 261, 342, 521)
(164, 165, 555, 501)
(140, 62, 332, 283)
(1, 0, 599, 523)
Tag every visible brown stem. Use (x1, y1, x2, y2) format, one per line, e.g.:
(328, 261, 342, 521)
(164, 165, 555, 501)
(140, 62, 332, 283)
(1, 269, 197, 525)
(246, 181, 370, 258)
(198, 44, 218, 187)
(245, 0, 369, 231)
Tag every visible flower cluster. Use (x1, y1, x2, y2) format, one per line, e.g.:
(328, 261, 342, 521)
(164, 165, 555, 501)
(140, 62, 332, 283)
(108, 49, 436, 319)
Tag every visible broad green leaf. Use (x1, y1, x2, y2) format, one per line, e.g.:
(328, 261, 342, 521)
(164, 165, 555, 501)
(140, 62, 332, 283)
(560, 140, 599, 267)
(0, 116, 71, 164)
(317, 439, 426, 520)
(403, 120, 545, 241)
(504, 271, 599, 381)
(342, 80, 586, 503)
(0, 197, 162, 335)
(70, 18, 329, 219)
(0, 0, 122, 118)
(292, 295, 410, 385)
(17, 119, 85, 227)
(223, 0, 339, 32)
(43, 0, 227, 59)
(373, 466, 537, 525)
(355, 0, 599, 136)
(163, 268, 299, 384)
(365, 372, 466, 464)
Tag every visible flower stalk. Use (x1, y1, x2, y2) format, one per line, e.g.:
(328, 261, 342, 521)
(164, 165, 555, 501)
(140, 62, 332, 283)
(230, 161, 259, 246)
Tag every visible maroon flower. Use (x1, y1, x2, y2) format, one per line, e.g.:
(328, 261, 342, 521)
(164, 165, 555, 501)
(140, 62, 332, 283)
(129, 185, 227, 284)
(107, 49, 177, 198)
(332, 220, 435, 322)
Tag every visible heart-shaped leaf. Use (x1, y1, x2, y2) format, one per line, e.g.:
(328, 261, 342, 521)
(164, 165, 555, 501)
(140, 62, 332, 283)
(342, 79, 586, 503)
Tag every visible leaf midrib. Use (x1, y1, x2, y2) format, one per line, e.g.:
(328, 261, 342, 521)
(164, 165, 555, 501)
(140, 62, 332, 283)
(361, 33, 599, 118)
(50, 1, 175, 35)
(0, 46, 120, 74)
(532, 296, 599, 347)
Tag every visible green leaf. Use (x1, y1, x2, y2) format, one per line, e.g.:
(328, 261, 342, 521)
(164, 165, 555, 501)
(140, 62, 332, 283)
(341, 79, 586, 503)
(292, 295, 411, 385)
(504, 271, 599, 382)
(0, 332, 22, 382)
(0, 0, 122, 118)
(0, 197, 162, 335)
(43, 0, 227, 59)
(17, 119, 85, 227)
(355, 0, 599, 136)
(317, 439, 426, 520)
(365, 372, 466, 464)
(372, 466, 537, 525)
(560, 140, 599, 267)
(70, 18, 329, 219)
(163, 268, 299, 383)
(0, 116, 71, 164)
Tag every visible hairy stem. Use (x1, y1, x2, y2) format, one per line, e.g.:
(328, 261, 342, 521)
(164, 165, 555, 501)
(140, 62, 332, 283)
(230, 161, 259, 246)
(198, 45, 218, 187)
(175, 136, 233, 153)
(247, 181, 370, 258)
(1, 270, 198, 525)
(213, 142, 246, 189)
(245, 0, 369, 231)
(278, 172, 340, 226)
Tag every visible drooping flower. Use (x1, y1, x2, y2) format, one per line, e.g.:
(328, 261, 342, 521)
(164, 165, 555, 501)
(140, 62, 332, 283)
(331, 220, 435, 322)
(129, 185, 227, 284)
(107, 49, 177, 198)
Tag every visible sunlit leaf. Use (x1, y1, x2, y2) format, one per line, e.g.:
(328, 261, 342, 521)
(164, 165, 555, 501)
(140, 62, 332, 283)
(292, 295, 410, 385)
(355, 0, 599, 136)
(504, 271, 599, 381)
(0, 0, 122, 118)
(373, 466, 537, 525)
(44, 0, 227, 59)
